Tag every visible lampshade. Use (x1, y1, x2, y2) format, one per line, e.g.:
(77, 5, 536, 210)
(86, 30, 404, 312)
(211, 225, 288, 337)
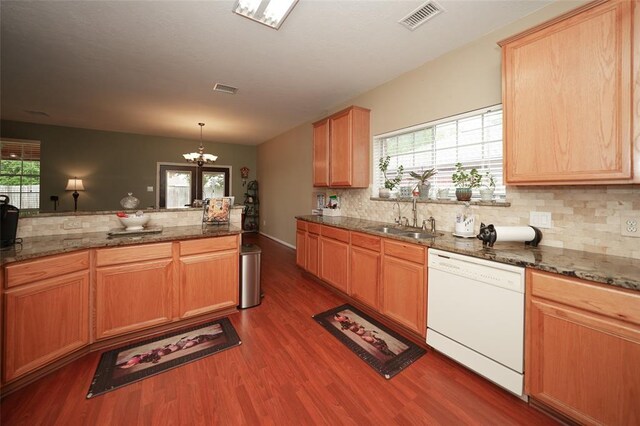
(65, 178, 85, 191)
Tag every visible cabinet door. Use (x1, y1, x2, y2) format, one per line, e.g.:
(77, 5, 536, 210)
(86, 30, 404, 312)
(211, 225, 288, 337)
(381, 256, 426, 336)
(350, 246, 380, 309)
(528, 298, 640, 425)
(329, 109, 353, 186)
(95, 259, 173, 339)
(296, 230, 306, 268)
(502, 0, 634, 184)
(306, 233, 319, 276)
(4, 271, 89, 382)
(313, 119, 330, 187)
(319, 237, 349, 293)
(179, 250, 238, 319)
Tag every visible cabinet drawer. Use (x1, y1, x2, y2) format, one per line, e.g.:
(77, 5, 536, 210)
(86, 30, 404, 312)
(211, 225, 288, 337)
(529, 269, 640, 326)
(96, 243, 172, 267)
(307, 223, 321, 235)
(321, 225, 349, 243)
(180, 235, 238, 257)
(296, 220, 307, 231)
(351, 232, 381, 251)
(383, 239, 425, 265)
(5, 251, 90, 288)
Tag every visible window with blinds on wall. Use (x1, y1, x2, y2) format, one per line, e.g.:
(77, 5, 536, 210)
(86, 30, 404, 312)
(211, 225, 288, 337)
(373, 105, 505, 199)
(0, 140, 41, 210)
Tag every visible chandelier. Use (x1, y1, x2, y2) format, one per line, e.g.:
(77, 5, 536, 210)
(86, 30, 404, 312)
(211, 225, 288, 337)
(183, 123, 217, 166)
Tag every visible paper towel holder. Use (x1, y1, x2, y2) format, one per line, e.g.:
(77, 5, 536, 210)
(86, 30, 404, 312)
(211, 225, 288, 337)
(477, 223, 543, 248)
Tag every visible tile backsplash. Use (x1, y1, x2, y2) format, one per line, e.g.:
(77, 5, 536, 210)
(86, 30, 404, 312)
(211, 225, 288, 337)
(17, 208, 243, 238)
(333, 186, 640, 259)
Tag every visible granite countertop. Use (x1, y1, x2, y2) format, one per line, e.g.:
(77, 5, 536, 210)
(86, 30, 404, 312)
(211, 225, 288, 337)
(296, 215, 640, 292)
(0, 224, 243, 265)
(19, 205, 245, 218)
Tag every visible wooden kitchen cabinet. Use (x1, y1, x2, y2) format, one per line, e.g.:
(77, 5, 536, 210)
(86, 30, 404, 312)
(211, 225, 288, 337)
(319, 226, 350, 293)
(500, 0, 639, 185)
(178, 236, 239, 319)
(381, 240, 426, 336)
(349, 232, 381, 310)
(312, 106, 370, 188)
(306, 224, 321, 276)
(526, 269, 640, 425)
(95, 243, 174, 340)
(296, 220, 307, 269)
(4, 270, 89, 382)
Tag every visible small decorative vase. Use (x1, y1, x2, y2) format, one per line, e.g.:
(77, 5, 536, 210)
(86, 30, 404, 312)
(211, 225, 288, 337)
(120, 192, 140, 209)
(479, 188, 494, 202)
(455, 188, 472, 201)
(418, 183, 431, 200)
(379, 188, 391, 198)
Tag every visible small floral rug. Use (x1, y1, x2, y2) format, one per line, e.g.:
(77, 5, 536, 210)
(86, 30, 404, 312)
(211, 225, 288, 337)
(87, 318, 240, 398)
(313, 304, 425, 379)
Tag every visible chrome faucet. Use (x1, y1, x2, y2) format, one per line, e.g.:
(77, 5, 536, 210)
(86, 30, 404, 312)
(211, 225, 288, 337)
(412, 197, 418, 228)
(422, 216, 436, 233)
(393, 201, 402, 225)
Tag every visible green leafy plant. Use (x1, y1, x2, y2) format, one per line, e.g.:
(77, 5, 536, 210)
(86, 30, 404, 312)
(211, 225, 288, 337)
(482, 170, 496, 188)
(409, 168, 437, 185)
(451, 162, 481, 188)
(378, 156, 404, 190)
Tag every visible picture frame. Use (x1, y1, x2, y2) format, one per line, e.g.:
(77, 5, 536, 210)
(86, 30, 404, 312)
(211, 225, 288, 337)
(202, 197, 232, 225)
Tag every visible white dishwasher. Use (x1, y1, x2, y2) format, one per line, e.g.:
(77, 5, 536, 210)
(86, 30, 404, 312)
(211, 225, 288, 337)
(427, 248, 525, 397)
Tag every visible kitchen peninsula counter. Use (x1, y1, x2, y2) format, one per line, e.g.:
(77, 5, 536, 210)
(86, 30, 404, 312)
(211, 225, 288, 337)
(296, 215, 640, 292)
(0, 224, 242, 265)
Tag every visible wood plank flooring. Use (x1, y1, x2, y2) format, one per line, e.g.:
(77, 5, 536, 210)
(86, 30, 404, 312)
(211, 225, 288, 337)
(1, 234, 558, 425)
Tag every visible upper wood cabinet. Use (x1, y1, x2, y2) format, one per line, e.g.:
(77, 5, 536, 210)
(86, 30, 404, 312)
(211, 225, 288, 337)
(500, 0, 639, 185)
(312, 106, 371, 188)
(526, 269, 640, 425)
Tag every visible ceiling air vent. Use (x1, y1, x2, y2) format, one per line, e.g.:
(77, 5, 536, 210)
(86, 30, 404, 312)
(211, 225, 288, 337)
(213, 83, 239, 95)
(398, 0, 444, 31)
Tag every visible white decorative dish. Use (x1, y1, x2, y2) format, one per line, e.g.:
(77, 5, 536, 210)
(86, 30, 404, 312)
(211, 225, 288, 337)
(117, 214, 150, 231)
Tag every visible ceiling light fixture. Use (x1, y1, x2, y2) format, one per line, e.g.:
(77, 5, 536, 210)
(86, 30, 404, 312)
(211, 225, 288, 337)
(232, 0, 298, 30)
(183, 123, 217, 167)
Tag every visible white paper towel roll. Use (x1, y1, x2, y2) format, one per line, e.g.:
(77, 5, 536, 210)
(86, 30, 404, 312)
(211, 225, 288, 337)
(493, 226, 536, 242)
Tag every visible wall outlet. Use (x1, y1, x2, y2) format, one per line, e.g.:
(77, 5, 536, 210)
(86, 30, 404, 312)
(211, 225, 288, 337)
(147, 186, 154, 192)
(621, 215, 639, 237)
(63, 219, 82, 230)
(530, 211, 552, 229)
(262, 220, 266, 227)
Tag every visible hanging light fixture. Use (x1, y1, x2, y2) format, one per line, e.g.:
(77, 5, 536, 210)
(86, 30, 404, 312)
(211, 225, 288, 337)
(183, 123, 217, 166)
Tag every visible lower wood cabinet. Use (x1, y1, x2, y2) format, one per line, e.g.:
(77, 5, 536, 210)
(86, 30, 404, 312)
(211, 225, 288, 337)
(179, 250, 238, 319)
(95, 258, 173, 339)
(319, 236, 349, 293)
(526, 269, 640, 425)
(350, 232, 381, 310)
(306, 233, 319, 276)
(296, 230, 306, 268)
(381, 240, 426, 336)
(4, 271, 89, 382)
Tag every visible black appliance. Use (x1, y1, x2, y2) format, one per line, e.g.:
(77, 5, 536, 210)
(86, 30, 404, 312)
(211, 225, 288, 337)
(1, 195, 20, 248)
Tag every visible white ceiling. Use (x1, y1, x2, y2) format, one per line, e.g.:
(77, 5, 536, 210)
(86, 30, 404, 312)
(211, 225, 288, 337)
(1, 0, 551, 146)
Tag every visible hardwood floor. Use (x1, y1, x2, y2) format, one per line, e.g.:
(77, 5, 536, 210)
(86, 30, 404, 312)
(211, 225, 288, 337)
(1, 234, 557, 425)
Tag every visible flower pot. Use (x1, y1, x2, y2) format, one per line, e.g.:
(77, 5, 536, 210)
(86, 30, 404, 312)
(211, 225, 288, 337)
(455, 188, 472, 201)
(379, 188, 391, 198)
(418, 183, 431, 200)
(479, 187, 494, 201)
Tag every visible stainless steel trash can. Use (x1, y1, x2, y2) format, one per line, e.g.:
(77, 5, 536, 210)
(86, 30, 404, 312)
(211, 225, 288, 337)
(239, 243, 262, 309)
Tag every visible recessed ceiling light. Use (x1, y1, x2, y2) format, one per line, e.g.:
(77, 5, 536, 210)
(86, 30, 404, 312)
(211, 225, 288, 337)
(233, 0, 298, 30)
(213, 83, 239, 95)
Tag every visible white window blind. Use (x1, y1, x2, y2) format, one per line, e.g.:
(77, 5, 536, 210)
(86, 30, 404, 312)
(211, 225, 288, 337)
(373, 105, 505, 199)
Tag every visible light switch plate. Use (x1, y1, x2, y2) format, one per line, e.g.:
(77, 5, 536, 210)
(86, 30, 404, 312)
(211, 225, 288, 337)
(530, 211, 552, 229)
(147, 186, 154, 192)
(621, 215, 639, 237)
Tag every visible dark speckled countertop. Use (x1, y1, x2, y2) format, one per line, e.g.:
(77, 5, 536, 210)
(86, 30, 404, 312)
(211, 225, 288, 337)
(296, 215, 640, 292)
(0, 225, 243, 265)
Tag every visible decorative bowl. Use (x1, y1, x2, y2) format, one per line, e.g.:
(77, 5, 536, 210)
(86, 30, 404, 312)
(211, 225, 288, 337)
(118, 214, 150, 231)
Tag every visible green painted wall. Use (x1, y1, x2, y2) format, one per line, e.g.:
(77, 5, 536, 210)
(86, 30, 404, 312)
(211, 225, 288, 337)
(0, 120, 257, 212)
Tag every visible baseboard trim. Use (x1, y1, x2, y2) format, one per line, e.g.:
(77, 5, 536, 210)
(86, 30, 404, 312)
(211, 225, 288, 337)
(259, 231, 295, 249)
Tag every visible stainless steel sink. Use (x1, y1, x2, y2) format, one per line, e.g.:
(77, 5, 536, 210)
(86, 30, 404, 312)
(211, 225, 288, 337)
(366, 225, 441, 239)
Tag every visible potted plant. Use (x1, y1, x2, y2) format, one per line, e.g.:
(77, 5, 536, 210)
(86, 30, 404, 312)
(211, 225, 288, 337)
(451, 162, 481, 201)
(378, 156, 404, 198)
(479, 170, 496, 201)
(409, 168, 437, 200)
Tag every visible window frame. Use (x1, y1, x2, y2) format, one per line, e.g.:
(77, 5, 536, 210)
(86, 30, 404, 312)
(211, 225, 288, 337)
(372, 105, 505, 200)
(0, 138, 41, 211)
(156, 163, 231, 209)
